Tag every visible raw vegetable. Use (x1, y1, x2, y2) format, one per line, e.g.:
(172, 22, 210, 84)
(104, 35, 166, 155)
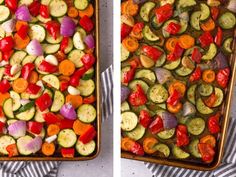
(60, 103, 77, 120)
(15, 5, 31, 22)
(8, 121, 26, 139)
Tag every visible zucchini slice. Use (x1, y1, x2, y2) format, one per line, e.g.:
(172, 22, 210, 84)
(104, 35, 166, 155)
(175, 66, 193, 77)
(155, 143, 170, 157)
(190, 11, 201, 31)
(121, 44, 130, 62)
(0, 135, 15, 155)
(223, 37, 233, 54)
(10, 91, 21, 111)
(42, 75, 60, 90)
(121, 111, 138, 131)
(76, 140, 96, 156)
(187, 117, 205, 135)
(46, 32, 63, 44)
(189, 139, 201, 158)
(124, 124, 146, 141)
(17, 135, 33, 155)
(10, 51, 27, 65)
(16, 107, 35, 121)
(3, 98, 14, 119)
(49, 0, 68, 17)
(199, 3, 210, 21)
(82, 67, 94, 80)
(198, 84, 213, 97)
(134, 69, 156, 83)
(58, 129, 77, 148)
(196, 98, 214, 114)
(77, 104, 96, 123)
(157, 128, 175, 140)
(22, 55, 37, 65)
(212, 87, 224, 107)
(74, 0, 89, 10)
(68, 49, 85, 68)
(218, 12, 236, 30)
(121, 101, 130, 112)
(143, 25, 159, 42)
(187, 84, 197, 105)
(34, 108, 48, 123)
(77, 79, 95, 97)
(139, 2, 155, 22)
(202, 43, 217, 60)
(73, 31, 85, 50)
(0, 6, 10, 23)
(148, 84, 168, 103)
(42, 44, 60, 54)
(51, 91, 65, 112)
(28, 24, 46, 42)
(172, 145, 190, 159)
(163, 58, 181, 70)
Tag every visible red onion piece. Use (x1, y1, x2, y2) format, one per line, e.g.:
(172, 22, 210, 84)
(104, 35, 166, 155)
(60, 16, 76, 37)
(26, 136, 42, 153)
(227, 0, 236, 13)
(26, 40, 43, 56)
(15, 5, 31, 22)
(161, 112, 177, 129)
(60, 103, 77, 120)
(84, 34, 95, 49)
(8, 121, 26, 139)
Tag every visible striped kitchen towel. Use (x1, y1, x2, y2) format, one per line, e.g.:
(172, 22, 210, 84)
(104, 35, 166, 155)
(0, 65, 113, 177)
(145, 117, 236, 177)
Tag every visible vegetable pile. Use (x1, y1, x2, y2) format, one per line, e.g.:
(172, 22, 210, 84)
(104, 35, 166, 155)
(0, 0, 97, 158)
(121, 0, 235, 163)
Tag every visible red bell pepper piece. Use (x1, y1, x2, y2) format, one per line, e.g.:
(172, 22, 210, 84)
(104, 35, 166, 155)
(6, 144, 18, 157)
(142, 45, 163, 61)
(149, 116, 164, 134)
(21, 63, 35, 80)
(0, 121, 5, 133)
(59, 119, 74, 129)
(123, 67, 135, 84)
(83, 95, 96, 104)
(191, 48, 202, 63)
(61, 148, 75, 157)
(166, 22, 181, 35)
(26, 83, 41, 95)
(60, 37, 69, 53)
(17, 24, 29, 40)
(27, 121, 43, 134)
(38, 60, 57, 73)
(79, 15, 94, 32)
(81, 54, 96, 70)
(214, 27, 223, 46)
(2, 50, 14, 61)
(70, 67, 87, 87)
(79, 126, 96, 144)
(199, 32, 213, 48)
(176, 125, 189, 147)
(189, 66, 202, 82)
(208, 113, 220, 134)
(45, 21, 60, 40)
(167, 89, 181, 106)
(0, 106, 4, 118)
(155, 4, 173, 23)
(35, 93, 52, 111)
(128, 84, 147, 106)
(29, 0, 41, 16)
(198, 143, 215, 163)
(139, 110, 152, 128)
(204, 93, 217, 108)
(5, 0, 18, 12)
(132, 22, 144, 35)
(216, 67, 230, 88)
(40, 4, 50, 18)
(4, 65, 13, 77)
(167, 43, 184, 61)
(60, 80, 69, 92)
(121, 23, 132, 41)
(0, 36, 14, 52)
(130, 142, 144, 156)
(0, 79, 11, 93)
(43, 112, 60, 125)
(211, 7, 219, 20)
